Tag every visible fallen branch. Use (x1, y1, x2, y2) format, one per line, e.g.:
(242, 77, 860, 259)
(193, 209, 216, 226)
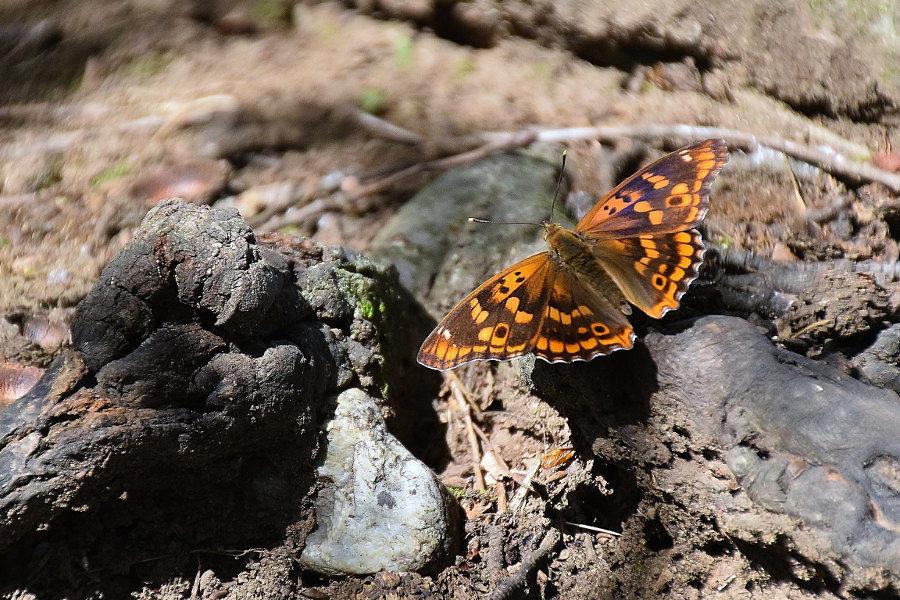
(489, 529, 561, 600)
(478, 123, 900, 192)
(254, 120, 900, 232)
(343, 130, 538, 201)
(317, 122, 900, 228)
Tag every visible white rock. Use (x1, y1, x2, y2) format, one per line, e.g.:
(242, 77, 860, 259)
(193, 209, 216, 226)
(299, 388, 457, 575)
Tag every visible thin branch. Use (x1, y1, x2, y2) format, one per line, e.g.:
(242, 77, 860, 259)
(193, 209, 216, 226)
(343, 130, 537, 201)
(490, 529, 561, 600)
(351, 110, 424, 145)
(717, 574, 738, 592)
(478, 123, 900, 192)
(260, 130, 539, 230)
(334, 121, 900, 210)
(448, 374, 485, 491)
(242, 119, 900, 232)
(495, 480, 508, 515)
(507, 456, 541, 515)
(563, 521, 621, 537)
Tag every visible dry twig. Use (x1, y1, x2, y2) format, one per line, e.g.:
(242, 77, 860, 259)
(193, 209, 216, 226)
(351, 110, 424, 145)
(490, 529, 561, 600)
(343, 130, 538, 201)
(477, 123, 900, 192)
(508, 457, 541, 515)
(279, 120, 900, 230)
(448, 373, 486, 491)
(356, 117, 900, 192)
(563, 521, 621, 538)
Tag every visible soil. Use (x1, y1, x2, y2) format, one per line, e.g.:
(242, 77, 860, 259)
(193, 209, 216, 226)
(1, 0, 898, 598)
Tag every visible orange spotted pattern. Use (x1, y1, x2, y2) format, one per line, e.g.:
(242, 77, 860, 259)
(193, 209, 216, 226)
(418, 139, 729, 370)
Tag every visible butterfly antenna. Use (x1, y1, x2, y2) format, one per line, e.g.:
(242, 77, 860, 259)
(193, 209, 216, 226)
(549, 150, 567, 222)
(467, 217, 542, 226)
(468, 152, 567, 227)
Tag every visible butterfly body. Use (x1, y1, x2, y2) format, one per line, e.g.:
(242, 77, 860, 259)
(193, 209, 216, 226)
(418, 139, 729, 370)
(545, 222, 593, 263)
(544, 222, 632, 313)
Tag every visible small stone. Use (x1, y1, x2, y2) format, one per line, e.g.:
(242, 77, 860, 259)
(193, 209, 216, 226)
(299, 388, 458, 575)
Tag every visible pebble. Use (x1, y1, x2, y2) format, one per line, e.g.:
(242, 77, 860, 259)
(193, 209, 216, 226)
(299, 388, 458, 575)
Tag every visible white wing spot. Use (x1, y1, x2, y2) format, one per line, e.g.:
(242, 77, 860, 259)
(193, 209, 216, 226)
(680, 152, 692, 162)
(442, 328, 452, 339)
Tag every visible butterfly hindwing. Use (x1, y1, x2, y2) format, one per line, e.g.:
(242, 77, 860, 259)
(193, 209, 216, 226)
(576, 139, 728, 239)
(530, 262, 635, 362)
(417, 253, 553, 370)
(591, 229, 705, 318)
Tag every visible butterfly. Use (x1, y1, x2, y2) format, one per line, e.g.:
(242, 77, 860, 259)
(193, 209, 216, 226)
(417, 139, 729, 370)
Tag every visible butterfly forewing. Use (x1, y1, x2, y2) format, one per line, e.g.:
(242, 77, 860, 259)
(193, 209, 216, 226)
(576, 139, 728, 239)
(417, 253, 554, 370)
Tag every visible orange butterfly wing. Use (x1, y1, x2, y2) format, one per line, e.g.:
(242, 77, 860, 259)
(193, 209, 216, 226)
(418, 254, 552, 370)
(590, 230, 706, 318)
(581, 139, 728, 318)
(530, 260, 634, 363)
(417, 253, 635, 370)
(576, 138, 727, 238)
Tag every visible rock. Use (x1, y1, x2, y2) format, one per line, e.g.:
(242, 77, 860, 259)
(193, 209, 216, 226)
(852, 323, 900, 392)
(0, 200, 441, 596)
(300, 388, 459, 575)
(368, 151, 561, 312)
(530, 315, 900, 590)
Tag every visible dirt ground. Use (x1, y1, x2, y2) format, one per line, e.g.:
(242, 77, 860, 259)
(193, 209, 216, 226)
(1, 0, 899, 598)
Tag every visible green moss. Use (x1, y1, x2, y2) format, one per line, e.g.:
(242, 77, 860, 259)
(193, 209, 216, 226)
(123, 52, 171, 79)
(253, 0, 292, 25)
(392, 35, 414, 66)
(360, 87, 387, 115)
(710, 233, 734, 250)
(359, 297, 376, 320)
(89, 162, 132, 187)
(446, 486, 466, 499)
(475, 487, 494, 500)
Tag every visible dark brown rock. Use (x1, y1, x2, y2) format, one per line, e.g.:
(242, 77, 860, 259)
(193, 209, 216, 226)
(0, 200, 441, 596)
(531, 315, 900, 591)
